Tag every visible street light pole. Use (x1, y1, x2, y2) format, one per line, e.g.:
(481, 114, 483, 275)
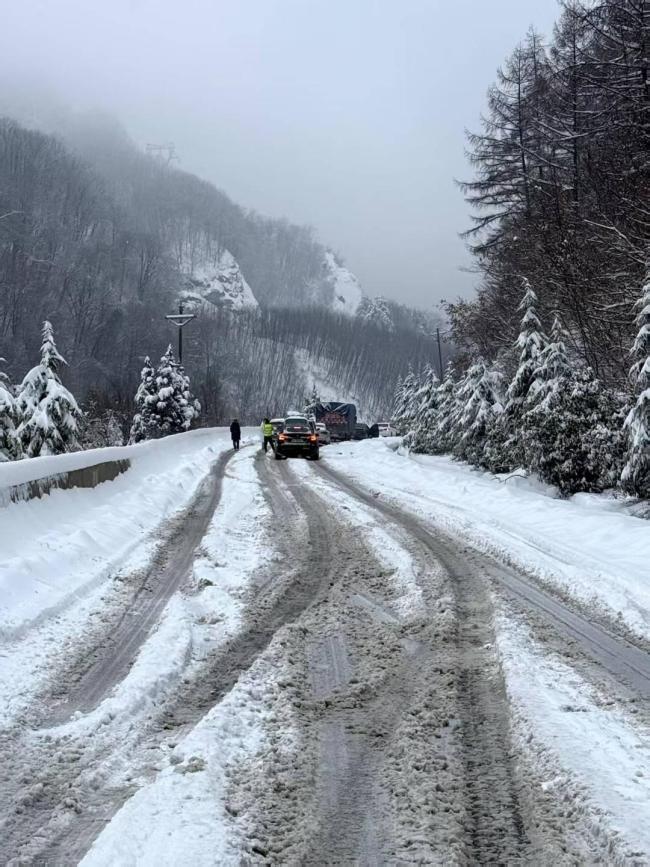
(165, 301, 195, 364)
(436, 326, 444, 378)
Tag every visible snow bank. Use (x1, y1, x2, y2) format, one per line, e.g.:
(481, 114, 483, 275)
(0, 429, 235, 633)
(326, 440, 650, 639)
(496, 609, 650, 858)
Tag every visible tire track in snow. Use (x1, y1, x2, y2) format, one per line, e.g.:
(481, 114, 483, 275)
(315, 461, 650, 698)
(307, 459, 614, 863)
(50, 447, 235, 722)
(0, 447, 238, 865)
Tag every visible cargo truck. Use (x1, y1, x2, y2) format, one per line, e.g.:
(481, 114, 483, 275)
(312, 402, 357, 442)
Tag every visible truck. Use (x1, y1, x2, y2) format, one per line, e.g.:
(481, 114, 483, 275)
(311, 402, 357, 442)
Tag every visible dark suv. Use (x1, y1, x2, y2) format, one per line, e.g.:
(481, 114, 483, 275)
(275, 416, 320, 461)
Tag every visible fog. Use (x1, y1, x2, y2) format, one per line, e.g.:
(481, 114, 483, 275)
(0, 0, 559, 309)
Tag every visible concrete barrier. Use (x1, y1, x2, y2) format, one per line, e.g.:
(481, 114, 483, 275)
(2, 458, 131, 509)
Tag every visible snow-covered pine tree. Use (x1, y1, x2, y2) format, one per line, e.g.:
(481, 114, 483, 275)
(304, 383, 321, 416)
(16, 321, 81, 458)
(408, 365, 440, 453)
(392, 369, 420, 436)
(621, 274, 650, 498)
(521, 315, 573, 483)
(129, 356, 158, 443)
(150, 346, 201, 436)
(500, 279, 548, 468)
(432, 364, 459, 454)
(176, 362, 201, 431)
(521, 320, 625, 494)
(454, 358, 505, 467)
(0, 359, 22, 461)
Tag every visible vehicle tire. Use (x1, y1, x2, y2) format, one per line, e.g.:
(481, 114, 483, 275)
(311, 451, 320, 461)
(275, 451, 283, 461)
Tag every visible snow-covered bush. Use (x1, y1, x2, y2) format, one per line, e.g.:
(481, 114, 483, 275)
(454, 358, 505, 466)
(621, 274, 650, 498)
(79, 399, 125, 449)
(16, 321, 81, 458)
(0, 358, 22, 461)
(129, 356, 158, 444)
(150, 345, 201, 437)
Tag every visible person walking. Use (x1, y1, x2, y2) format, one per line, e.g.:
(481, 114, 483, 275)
(230, 418, 241, 451)
(261, 417, 275, 453)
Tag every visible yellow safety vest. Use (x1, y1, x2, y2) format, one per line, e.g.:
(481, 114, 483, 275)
(263, 423, 273, 436)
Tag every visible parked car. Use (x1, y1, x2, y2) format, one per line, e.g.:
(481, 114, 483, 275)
(276, 416, 320, 460)
(315, 422, 331, 445)
(377, 422, 397, 437)
(353, 423, 370, 440)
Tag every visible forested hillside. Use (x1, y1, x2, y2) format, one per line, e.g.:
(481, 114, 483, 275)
(398, 0, 648, 501)
(450, 0, 647, 384)
(0, 116, 442, 430)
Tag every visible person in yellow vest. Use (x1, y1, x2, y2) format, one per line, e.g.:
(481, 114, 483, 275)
(261, 418, 275, 453)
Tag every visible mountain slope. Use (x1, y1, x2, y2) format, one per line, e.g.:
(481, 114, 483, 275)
(0, 115, 443, 429)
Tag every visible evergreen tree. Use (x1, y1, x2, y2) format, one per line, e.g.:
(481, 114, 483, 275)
(128, 356, 158, 444)
(0, 359, 22, 461)
(454, 358, 505, 467)
(622, 275, 650, 498)
(523, 336, 624, 495)
(408, 366, 440, 453)
(433, 364, 459, 454)
(16, 321, 81, 458)
(500, 280, 548, 467)
(150, 345, 201, 436)
(304, 383, 321, 415)
(392, 369, 420, 436)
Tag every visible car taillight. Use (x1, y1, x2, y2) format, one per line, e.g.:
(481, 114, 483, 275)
(309, 434, 318, 442)
(278, 433, 287, 442)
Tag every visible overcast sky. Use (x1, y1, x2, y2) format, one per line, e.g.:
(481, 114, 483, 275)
(0, 0, 560, 309)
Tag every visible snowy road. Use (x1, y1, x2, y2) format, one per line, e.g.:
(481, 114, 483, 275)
(1, 435, 650, 864)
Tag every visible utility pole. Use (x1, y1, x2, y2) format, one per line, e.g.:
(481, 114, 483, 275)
(436, 326, 444, 378)
(165, 302, 195, 364)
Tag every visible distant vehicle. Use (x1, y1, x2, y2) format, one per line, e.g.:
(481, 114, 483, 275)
(276, 416, 320, 461)
(353, 423, 370, 440)
(311, 402, 357, 442)
(377, 422, 397, 437)
(315, 422, 331, 445)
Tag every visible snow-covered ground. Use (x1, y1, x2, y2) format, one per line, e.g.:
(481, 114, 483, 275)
(326, 439, 650, 640)
(0, 429, 231, 632)
(496, 608, 650, 859)
(0, 429, 258, 727)
(3, 434, 650, 862)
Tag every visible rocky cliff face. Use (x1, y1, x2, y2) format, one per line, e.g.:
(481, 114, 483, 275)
(323, 251, 363, 315)
(182, 250, 258, 310)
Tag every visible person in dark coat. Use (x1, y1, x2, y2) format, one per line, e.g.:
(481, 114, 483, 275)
(230, 419, 241, 450)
